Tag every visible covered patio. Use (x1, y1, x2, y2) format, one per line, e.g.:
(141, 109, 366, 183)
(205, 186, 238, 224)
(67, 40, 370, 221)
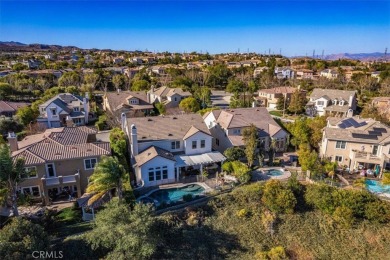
(174, 151, 226, 181)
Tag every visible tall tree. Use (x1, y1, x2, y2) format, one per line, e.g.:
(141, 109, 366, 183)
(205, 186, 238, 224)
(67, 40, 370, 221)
(242, 124, 258, 167)
(0, 144, 26, 216)
(86, 200, 158, 259)
(276, 94, 285, 111)
(112, 74, 127, 90)
(0, 218, 49, 259)
(58, 71, 82, 87)
(86, 156, 127, 205)
(179, 97, 201, 113)
(288, 90, 305, 115)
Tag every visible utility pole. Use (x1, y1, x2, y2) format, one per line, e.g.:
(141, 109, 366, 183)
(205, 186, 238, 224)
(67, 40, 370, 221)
(322, 50, 324, 60)
(312, 50, 315, 59)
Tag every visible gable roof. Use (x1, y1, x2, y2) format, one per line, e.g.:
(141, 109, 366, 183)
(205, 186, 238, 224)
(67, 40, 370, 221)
(104, 91, 153, 112)
(149, 86, 191, 98)
(12, 126, 111, 166)
(309, 88, 356, 101)
(0, 101, 30, 113)
(183, 126, 209, 140)
(259, 87, 299, 94)
(128, 114, 210, 141)
(39, 93, 84, 112)
(135, 146, 175, 166)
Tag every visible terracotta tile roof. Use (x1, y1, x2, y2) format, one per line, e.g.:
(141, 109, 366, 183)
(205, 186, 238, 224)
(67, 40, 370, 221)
(135, 146, 175, 166)
(12, 127, 110, 166)
(128, 114, 210, 141)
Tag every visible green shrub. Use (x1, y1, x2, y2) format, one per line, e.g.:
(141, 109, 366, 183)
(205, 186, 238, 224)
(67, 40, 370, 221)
(333, 206, 355, 228)
(304, 184, 338, 214)
(262, 180, 297, 214)
(236, 208, 249, 218)
(365, 201, 390, 223)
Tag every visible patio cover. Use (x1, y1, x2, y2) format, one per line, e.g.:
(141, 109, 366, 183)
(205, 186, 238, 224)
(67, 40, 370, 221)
(174, 151, 226, 167)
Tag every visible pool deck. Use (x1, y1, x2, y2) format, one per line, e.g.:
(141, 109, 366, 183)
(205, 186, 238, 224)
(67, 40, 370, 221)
(251, 167, 291, 181)
(137, 182, 213, 201)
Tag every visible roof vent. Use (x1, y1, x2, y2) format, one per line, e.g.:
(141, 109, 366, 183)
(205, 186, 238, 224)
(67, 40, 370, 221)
(147, 118, 153, 121)
(172, 117, 177, 119)
(168, 133, 172, 136)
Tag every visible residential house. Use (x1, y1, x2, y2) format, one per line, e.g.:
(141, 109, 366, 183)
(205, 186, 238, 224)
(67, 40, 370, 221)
(37, 93, 90, 129)
(0, 101, 30, 117)
(103, 90, 154, 119)
(306, 88, 357, 117)
(121, 114, 225, 187)
(256, 86, 306, 109)
(203, 107, 289, 153)
(320, 117, 390, 173)
(296, 69, 314, 80)
(371, 71, 381, 81)
(320, 69, 338, 79)
(253, 67, 268, 78)
(149, 66, 165, 75)
(124, 68, 139, 79)
(130, 57, 143, 65)
(274, 67, 295, 79)
(147, 86, 192, 109)
(371, 97, 390, 121)
(9, 126, 111, 205)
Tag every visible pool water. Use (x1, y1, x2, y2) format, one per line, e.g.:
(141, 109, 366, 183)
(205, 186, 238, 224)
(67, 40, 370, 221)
(365, 179, 390, 194)
(144, 184, 205, 205)
(266, 169, 284, 176)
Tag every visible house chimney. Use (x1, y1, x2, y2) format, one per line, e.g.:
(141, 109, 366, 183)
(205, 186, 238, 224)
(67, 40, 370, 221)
(252, 101, 256, 108)
(121, 112, 127, 132)
(130, 124, 138, 158)
(83, 93, 90, 124)
(7, 132, 18, 152)
(66, 116, 74, 127)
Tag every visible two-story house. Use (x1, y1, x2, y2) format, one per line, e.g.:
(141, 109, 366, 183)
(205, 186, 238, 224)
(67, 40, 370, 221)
(147, 86, 192, 109)
(203, 107, 289, 153)
(306, 88, 357, 117)
(121, 114, 226, 187)
(256, 86, 306, 109)
(320, 69, 338, 79)
(274, 67, 295, 79)
(320, 117, 390, 174)
(103, 90, 154, 120)
(9, 126, 111, 205)
(37, 93, 90, 129)
(296, 69, 314, 80)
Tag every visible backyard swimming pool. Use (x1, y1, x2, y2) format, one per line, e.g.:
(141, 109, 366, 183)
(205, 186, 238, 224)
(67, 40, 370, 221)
(138, 184, 206, 206)
(265, 169, 284, 176)
(365, 179, 390, 194)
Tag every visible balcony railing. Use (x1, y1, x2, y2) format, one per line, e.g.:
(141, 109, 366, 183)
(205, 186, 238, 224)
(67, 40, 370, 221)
(42, 173, 79, 187)
(351, 150, 382, 162)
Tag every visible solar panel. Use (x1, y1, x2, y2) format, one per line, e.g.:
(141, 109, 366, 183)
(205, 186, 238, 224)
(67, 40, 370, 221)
(351, 133, 378, 140)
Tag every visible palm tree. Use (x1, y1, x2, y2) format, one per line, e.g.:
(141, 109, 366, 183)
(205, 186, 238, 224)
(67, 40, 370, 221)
(0, 144, 25, 217)
(86, 156, 127, 206)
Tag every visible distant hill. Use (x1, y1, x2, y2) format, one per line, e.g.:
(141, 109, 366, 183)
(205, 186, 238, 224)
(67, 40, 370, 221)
(324, 52, 388, 61)
(0, 41, 80, 52)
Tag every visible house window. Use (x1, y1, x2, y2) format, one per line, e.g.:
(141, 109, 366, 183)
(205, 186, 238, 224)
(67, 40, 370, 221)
(317, 101, 324, 106)
(51, 108, 57, 115)
(84, 158, 97, 170)
(335, 156, 343, 162)
(233, 129, 240, 135)
(216, 138, 220, 146)
(21, 186, 40, 197)
(192, 140, 197, 149)
(23, 166, 37, 178)
(171, 141, 180, 150)
(155, 167, 161, 180)
(73, 107, 80, 112)
(148, 168, 154, 182)
(335, 141, 346, 149)
(174, 97, 177, 101)
(73, 118, 82, 125)
(372, 145, 379, 156)
(201, 140, 205, 148)
(162, 166, 168, 179)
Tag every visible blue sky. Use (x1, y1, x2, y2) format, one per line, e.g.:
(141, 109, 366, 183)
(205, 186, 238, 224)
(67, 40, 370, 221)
(0, 1, 389, 56)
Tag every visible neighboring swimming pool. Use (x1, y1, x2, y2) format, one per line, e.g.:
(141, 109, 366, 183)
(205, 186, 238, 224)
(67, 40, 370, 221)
(265, 169, 284, 176)
(138, 184, 206, 206)
(365, 179, 390, 194)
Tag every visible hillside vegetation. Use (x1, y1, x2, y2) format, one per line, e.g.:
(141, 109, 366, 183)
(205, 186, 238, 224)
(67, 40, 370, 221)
(56, 179, 390, 260)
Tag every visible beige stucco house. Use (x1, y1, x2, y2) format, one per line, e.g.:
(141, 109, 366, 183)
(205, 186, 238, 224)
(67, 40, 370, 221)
(320, 117, 390, 174)
(9, 126, 111, 205)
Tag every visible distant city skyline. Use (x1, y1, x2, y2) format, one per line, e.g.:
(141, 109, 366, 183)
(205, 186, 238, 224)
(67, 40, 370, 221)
(0, 1, 389, 56)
